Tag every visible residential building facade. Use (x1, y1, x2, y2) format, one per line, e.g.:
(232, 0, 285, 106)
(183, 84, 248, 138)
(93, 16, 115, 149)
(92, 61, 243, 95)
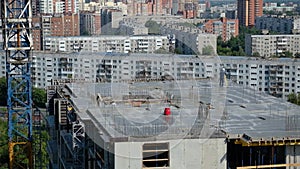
(100, 8, 123, 34)
(255, 16, 298, 34)
(43, 35, 172, 53)
(32, 14, 80, 50)
(80, 11, 102, 35)
(160, 23, 217, 55)
(0, 52, 299, 99)
(39, 0, 80, 14)
(245, 34, 300, 58)
(202, 17, 239, 41)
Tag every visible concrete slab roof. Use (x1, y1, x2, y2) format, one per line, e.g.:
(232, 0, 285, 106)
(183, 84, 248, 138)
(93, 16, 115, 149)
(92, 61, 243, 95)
(67, 80, 300, 142)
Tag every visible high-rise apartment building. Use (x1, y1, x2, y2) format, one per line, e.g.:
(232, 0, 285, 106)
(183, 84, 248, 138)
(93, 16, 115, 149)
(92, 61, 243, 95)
(31, 14, 80, 50)
(32, 17, 43, 50)
(80, 11, 101, 35)
(40, 0, 54, 14)
(126, 0, 173, 16)
(50, 14, 80, 36)
(237, 0, 263, 27)
(39, 0, 79, 14)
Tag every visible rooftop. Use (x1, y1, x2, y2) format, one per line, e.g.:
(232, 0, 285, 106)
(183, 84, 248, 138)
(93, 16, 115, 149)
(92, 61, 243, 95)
(67, 79, 300, 143)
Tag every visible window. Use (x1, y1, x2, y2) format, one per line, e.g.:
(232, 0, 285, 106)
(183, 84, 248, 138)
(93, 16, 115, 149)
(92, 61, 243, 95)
(143, 143, 169, 168)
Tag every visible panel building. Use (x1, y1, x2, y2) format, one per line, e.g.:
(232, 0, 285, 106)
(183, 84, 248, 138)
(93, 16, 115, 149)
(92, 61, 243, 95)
(1, 52, 297, 99)
(43, 35, 172, 53)
(245, 34, 300, 58)
(255, 16, 294, 34)
(160, 23, 217, 55)
(2, 51, 300, 99)
(237, 0, 263, 27)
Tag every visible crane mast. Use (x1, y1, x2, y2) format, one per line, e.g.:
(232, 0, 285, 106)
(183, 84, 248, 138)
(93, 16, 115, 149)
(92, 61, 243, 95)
(1, 0, 33, 168)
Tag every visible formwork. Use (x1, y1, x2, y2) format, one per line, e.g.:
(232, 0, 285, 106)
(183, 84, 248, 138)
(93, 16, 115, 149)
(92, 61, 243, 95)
(48, 79, 300, 169)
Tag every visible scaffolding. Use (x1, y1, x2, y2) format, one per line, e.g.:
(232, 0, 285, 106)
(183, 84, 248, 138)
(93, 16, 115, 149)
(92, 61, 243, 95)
(1, 0, 34, 168)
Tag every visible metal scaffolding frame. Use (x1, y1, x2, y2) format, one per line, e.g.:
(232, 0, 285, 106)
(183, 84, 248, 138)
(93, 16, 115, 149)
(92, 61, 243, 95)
(1, 0, 33, 168)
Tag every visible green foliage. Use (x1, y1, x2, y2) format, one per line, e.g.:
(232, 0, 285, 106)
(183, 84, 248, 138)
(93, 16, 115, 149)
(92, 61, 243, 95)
(0, 119, 8, 168)
(145, 20, 161, 35)
(0, 113, 49, 168)
(174, 48, 183, 54)
(0, 77, 7, 106)
(287, 93, 300, 105)
(32, 88, 47, 108)
(273, 51, 294, 58)
(217, 26, 261, 56)
(0, 77, 46, 108)
(154, 47, 171, 54)
(34, 126, 49, 168)
(202, 45, 214, 55)
(252, 52, 260, 57)
(177, 22, 196, 28)
(283, 51, 293, 58)
(263, 10, 280, 15)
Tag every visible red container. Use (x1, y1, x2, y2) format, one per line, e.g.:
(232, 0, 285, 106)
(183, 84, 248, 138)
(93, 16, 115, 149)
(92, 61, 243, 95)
(164, 107, 171, 115)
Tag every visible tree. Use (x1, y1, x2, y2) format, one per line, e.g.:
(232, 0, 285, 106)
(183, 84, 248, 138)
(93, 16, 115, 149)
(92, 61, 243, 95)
(145, 20, 161, 35)
(217, 26, 260, 56)
(32, 88, 47, 108)
(283, 51, 293, 58)
(0, 77, 7, 106)
(0, 77, 46, 108)
(287, 93, 300, 105)
(174, 48, 183, 54)
(0, 118, 49, 168)
(154, 47, 171, 54)
(0, 119, 8, 168)
(252, 52, 260, 57)
(202, 45, 214, 55)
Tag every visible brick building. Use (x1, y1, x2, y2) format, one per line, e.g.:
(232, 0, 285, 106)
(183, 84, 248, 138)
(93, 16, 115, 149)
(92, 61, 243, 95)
(32, 14, 80, 51)
(126, 0, 173, 16)
(203, 17, 239, 41)
(237, 0, 263, 27)
(32, 17, 43, 50)
(50, 14, 80, 36)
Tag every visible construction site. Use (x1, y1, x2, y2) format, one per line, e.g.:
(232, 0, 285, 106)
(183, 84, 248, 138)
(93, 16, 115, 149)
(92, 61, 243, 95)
(46, 77, 300, 169)
(3, 0, 300, 168)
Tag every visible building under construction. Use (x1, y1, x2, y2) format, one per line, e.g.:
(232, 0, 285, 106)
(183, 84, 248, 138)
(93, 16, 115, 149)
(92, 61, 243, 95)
(46, 78, 300, 169)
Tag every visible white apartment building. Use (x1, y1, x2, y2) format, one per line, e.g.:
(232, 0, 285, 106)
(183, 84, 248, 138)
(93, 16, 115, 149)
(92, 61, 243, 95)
(40, 0, 79, 14)
(119, 21, 149, 35)
(44, 36, 172, 53)
(220, 56, 300, 98)
(66, 0, 80, 14)
(40, 0, 54, 14)
(160, 23, 217, 55)
(1, 51, 300, 99)
(55, 1, 65, 14)
(24, 52, 220, 88)
(245, 34, 300, 57)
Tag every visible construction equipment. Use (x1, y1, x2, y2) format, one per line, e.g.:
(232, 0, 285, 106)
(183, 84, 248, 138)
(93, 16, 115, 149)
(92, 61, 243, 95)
(1, 0, 34, 168)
